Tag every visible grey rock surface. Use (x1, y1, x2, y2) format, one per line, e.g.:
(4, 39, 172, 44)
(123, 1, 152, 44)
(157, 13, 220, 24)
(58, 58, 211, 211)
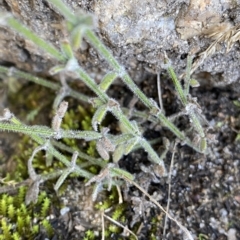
(0, 0, 239, 86)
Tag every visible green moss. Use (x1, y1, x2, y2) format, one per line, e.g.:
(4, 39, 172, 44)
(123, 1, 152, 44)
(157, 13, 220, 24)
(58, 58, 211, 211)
(41, 219, 54, 237)
(83, 229, 95, 240)
(93, 187, 133, 238)
(112, 203, 127, 221)
(95, 199, 113, 211)
(108, 224, 121, 234)
(0, 187, 53, 239)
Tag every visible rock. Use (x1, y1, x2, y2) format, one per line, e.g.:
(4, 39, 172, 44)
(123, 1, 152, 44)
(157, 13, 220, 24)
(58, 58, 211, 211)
(0, 0, 239, 86)
(227, 228, 237, 240)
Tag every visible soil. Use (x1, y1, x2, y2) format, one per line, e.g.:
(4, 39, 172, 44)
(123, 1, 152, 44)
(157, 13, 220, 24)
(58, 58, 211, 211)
(0, 1, 240, 240)
(32, 73, 240, 240)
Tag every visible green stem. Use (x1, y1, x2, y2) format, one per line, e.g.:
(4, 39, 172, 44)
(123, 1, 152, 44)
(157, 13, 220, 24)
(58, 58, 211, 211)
(138, 138, 166, 175)
(47, 0, 76, 24)
(76, 68, 108, 102)
(85, 29, 202, 152)
(155, 111, 201, 152)
(0, 122, 102, 140)
(9, 116, 93, 179)
(6, 17, 65, 62)
(184, 56, 192, 96)
(0, 66, 89, 102)
(52, 140, 106, 168)
(85, 30, 121, 71)
(167, 65, 188, 106)
(74, 67, 166, 164)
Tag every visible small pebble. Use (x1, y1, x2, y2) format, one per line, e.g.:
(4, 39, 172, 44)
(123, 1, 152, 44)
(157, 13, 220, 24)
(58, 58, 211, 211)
(227, 228, 237, 240)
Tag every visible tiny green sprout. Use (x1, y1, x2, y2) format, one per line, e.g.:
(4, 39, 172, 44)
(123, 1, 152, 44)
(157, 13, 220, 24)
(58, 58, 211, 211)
(0, 197, 7, 215)
(31, 225, 39, 234)
(235, 133, 240, 142)
(12, 232, 21, 240)
(112, 203, 126, 221)
(91, 104, 108, 131)
(190, 79, 200, 88)
(104, 229, 111, 238)
(7, 204, 15, 220)
(124, 137, 139, 155)
(84, 229, 95, 240)
(112, 143, 125, 163)
(42, 219, 54, 237)
(54, 151, 78, 192)
(40, 197, 51, 217)
(198, 233, 208, 240)
(233, 100, 240, 107)
(95, 200, 112, 211)
(108, 224, 121, 233)
(98, 72, 118, 92)
(60, 40, 74, 59)
(108, 187, 118, 201)
(17, 216, 24, 234)
(1, 218, 11, 240)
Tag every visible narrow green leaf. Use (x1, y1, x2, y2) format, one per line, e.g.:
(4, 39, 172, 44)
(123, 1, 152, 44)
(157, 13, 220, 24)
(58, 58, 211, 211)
(112, 144, 125, 163)
(111, 167, 134, 181)
(49, 65, 65, 75)
(89, 97, 105, 108)
(47, 0, 76, 24)
(190, 79, 200, 88)
(54, 169, 72, 192)
(61, 40, 74, 59)
(200, 137, 207, 153)
(91, 104, 108, 131)
(167, 65, 187, 106)
(0, 122, 54, 138)
(70, 25, 83, 50)
(124, 137, 139, 155)
(184, 55, 193, 95)
(138, 138, 167, 176)
(188, 111, 205, 138)
(6, 16, 65, 62)
(99, 72, 118, 92)
(61, 130, 102, 140)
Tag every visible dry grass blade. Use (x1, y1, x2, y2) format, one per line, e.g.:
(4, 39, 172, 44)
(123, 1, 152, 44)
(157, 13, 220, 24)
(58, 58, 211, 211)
(122, 175, 194, 240)
(163, 141, 177, 237)
(103, 213, 138, 240)
(191, 23, 240, 74)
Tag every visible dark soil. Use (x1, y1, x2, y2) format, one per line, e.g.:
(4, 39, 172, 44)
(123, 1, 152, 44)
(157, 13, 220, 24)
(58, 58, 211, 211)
(29, 73, 240, 240)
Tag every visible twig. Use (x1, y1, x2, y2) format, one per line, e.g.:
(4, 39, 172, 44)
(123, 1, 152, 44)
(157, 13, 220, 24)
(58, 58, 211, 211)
(122, 175, 194, 240)
(101, 211, 105, 240)
(157, 72, 165, 114)
(163, 141, 177, 237)
(116, 185, 123, 204)
(103, 213, 138, 240)
(0, 179, 32, 194)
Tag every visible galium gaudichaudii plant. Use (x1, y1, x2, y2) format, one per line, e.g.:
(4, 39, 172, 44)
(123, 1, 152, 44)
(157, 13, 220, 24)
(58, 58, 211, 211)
(0, 0, 210, 238)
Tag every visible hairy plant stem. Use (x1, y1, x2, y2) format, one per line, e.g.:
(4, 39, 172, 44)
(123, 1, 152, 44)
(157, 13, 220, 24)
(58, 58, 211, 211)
(0, 122, 102, 140)
(0, 66, 89, 102)
(45, 0, 204, 151)
(75, 67, 166, 170)
(6, 17, 65, 62)
(8, 116, 94, 179)
(84, 29, 203, 153)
